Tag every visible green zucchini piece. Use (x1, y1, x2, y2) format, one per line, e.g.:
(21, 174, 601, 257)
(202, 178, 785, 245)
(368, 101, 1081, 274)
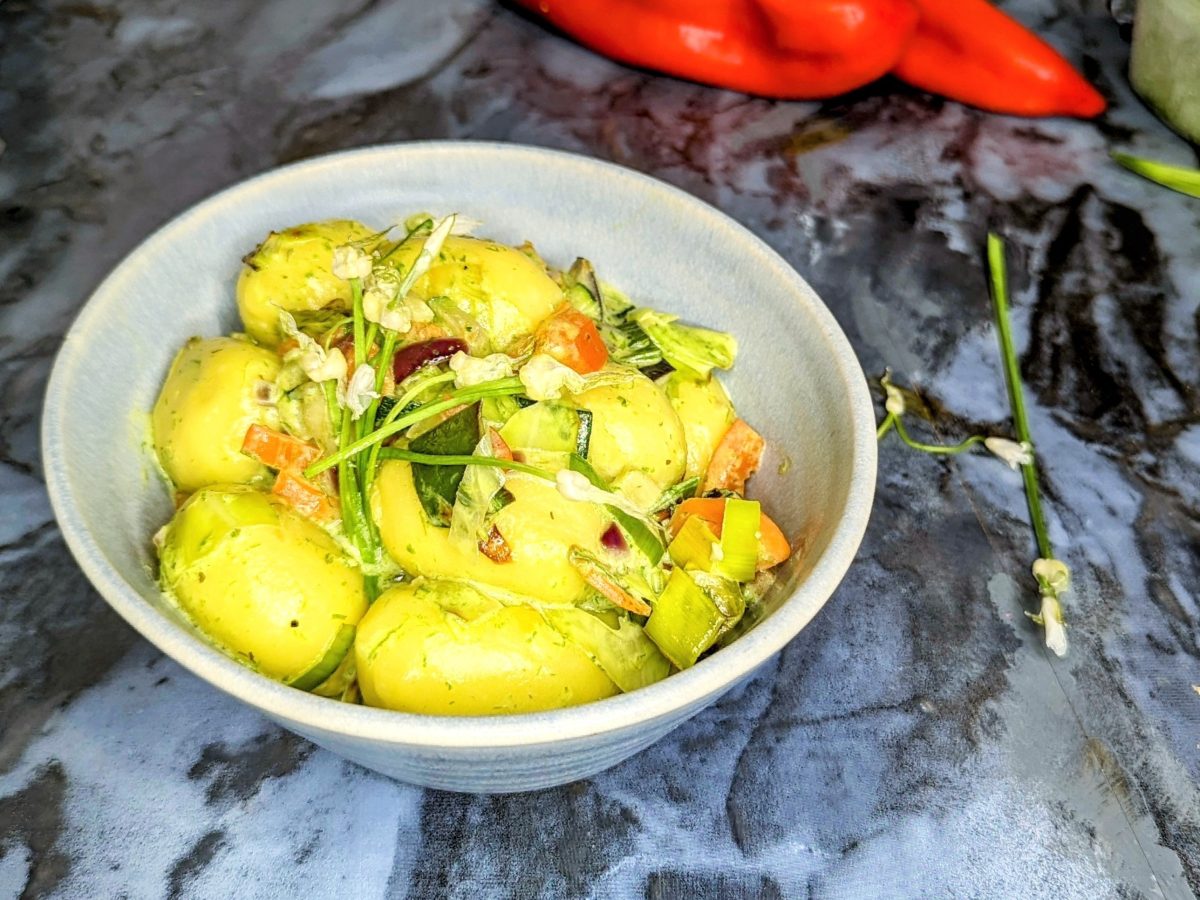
(287, 623, 357, 692)
(575, 409, 593, 458)
(409, 403, 481, 527)
(499, 401, 580, 452)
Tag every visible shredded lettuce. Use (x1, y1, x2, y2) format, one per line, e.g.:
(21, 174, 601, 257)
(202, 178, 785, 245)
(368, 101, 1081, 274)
(449, 433, 506, 551)
(630, 309, 737, 378)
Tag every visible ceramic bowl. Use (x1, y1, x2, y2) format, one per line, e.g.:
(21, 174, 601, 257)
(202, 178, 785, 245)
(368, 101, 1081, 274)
(42, 142, 876, 792)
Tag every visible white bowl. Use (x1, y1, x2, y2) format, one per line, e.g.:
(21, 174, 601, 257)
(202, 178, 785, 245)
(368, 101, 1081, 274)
(42, 142, 877, 792)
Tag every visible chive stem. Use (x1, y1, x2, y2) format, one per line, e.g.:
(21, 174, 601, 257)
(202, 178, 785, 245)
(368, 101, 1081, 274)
(377, 449, 555, 481)
(893, 417, 986, 456)
(988, 233, 1053, 560)
(304, 376, 525, 477)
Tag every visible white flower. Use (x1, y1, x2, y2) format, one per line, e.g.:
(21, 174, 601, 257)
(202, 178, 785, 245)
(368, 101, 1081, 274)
(1039, 595, 1069, 657)
(1028, 557, 1070, 658)
(344, 363, 380, 420)
(519, 353, 586, 400)
(881, 370, 906, 416)
(278, 311, 348, 384)
(1032, 557, 1070, 595)
(331, 245, 373, 281)
(985, 437, 1033, 470)
(449, 351, 516, 388)
(363, 285, 412, 333)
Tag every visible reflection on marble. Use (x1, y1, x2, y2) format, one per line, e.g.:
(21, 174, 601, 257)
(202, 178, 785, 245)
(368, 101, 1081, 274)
(2, 0, 1198, 897)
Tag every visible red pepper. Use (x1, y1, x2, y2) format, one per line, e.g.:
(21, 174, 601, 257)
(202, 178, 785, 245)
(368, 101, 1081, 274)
(515, 0, 1105, 118)
(892, 0, 1106, 117)
(514, 0, 920, 99)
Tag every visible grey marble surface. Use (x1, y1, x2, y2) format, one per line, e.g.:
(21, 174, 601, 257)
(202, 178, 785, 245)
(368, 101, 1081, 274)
(2, 0, 1199, 897)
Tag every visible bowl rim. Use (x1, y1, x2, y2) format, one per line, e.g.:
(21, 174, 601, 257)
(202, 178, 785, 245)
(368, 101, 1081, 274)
(42, 140, 877, 749)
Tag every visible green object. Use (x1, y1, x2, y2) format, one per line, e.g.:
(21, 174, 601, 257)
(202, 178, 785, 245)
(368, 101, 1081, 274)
(480, 394, 522, 431)
(987, 234, 1052, 562)
(630, 308, 738, 378)
(1130, 0, 1200, 143)
(287, 624, 357, 692)
(567, 453, 665, 564)
(409, 404, 481, 526)
(650, 476, 701, 514)
(714, 498, 761, 582)
(644, 568, 728, 669)
(539, 606, 672, 693)
(1112, 152, 1200, 199)
(499, 400, 588, 458)
(668, 514, 718, 571)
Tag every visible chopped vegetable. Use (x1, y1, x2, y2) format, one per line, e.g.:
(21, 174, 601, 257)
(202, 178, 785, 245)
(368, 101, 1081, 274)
(409, 404, 482, 526)
(667, 514, 719, 571)
(569, 546, 652, 616)
(670, 497, 791, 571)
(644, 568, 727, 669)
(567, 454, 665, 563)
(713, 497, 760, 582)
(650, 476, 701, 515)
(1112, 152, 1200, 199)
(272, 469, 338, 522)
(630, 309, 737, 378)
(478, 525, 513, 563)
(539, 605, 671, 693)
(287, 624, 357, 692)
(534, 305, 609, 374)
(703, 419, 765, 493)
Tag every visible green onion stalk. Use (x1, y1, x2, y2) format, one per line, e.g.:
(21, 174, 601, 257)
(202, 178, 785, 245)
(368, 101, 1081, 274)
(987, 233, 1068, 657)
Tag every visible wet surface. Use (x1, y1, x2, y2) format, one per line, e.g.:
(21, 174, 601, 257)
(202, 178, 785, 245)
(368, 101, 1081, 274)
(1, 1, 1199, 897)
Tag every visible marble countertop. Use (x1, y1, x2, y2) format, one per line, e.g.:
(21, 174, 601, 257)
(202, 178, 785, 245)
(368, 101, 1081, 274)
(2, 1, 1199, 897)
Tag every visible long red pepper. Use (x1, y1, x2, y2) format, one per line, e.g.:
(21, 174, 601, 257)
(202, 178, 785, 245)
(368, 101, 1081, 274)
(515, 0, 1106, 118)
(892, 0, 1106, 117)
(514, 0, 920, 99)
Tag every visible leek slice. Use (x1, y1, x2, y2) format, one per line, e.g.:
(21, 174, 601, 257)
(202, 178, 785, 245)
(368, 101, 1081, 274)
(714, 498, 760, 583)
(668, 514, 719, 571)
(644, 568, 726, 669)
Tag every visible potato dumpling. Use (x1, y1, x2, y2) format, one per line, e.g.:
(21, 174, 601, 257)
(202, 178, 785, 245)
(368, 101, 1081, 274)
(573, 366, 686, 489)
(159, 486, 366, 684)
(152, 337, 281, 493)
(355, 579, 618, 715)
(388, 234, 562, 350)
(373, 463, 608, 604)
(663, 372, 735, 479)
(237, 219, 376, 346)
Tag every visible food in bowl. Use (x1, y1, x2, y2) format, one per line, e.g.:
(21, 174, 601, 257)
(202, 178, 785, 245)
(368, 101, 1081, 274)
(149, 214, 793, 715)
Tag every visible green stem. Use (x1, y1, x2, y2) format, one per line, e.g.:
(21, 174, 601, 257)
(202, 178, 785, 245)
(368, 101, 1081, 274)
(893, 416, 986, 456)
(378, 449, 555, 481)
(351, 279, 366, 368)
(304, 377, 525, 478)
(364, 369, 456, 492)
(877, 412, 896, 441)
(988, 233, 1053, 560)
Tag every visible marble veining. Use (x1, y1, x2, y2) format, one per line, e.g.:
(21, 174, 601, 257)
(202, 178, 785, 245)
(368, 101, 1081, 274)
(2, 0, 1199, 897)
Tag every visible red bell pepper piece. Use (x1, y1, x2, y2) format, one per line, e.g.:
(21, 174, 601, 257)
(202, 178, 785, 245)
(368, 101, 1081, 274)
(892, 0, 1106, 118)
(514, 0, 920, 99)
(533, 305, 609, 375)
